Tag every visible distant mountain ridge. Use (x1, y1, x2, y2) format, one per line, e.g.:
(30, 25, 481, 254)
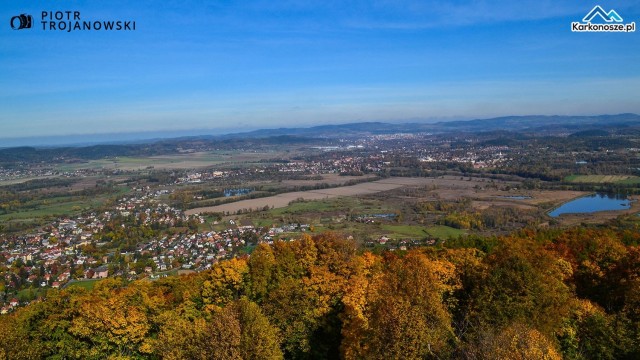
(435, 114, 640, 133)
(1, 114, 639, 165)
(0, 135, 317, 166)
(231, 113, 640, 137)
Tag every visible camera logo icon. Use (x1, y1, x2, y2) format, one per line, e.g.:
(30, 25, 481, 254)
(10, 14, 32, 30)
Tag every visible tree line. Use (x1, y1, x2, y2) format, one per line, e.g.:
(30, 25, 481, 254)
(1, 226, 639, 359)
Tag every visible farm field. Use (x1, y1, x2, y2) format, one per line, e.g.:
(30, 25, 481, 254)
(278, 173, 378, 187)
(565, 175, 640, 184)
(0, 176, 59, 186)
(425, 225, 466, 239)
(54, 150, 291, 171)
(187, 175, 586, 216)
(267, 197, 387, 217)
(185, 177, 432, 215)
(0, 186, 130, 229)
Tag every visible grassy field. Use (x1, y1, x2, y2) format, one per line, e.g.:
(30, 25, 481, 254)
(242, 197, 395, 229)
(270, 199, 344, 215)
(0, 186, 130, 230)
(618, 177, 640, 185)
(380, 224, 428, 238)
(1, 200, 86, 220)
(307, 223, 464, 241)
(185, 178, 420, 215)
(270, 197, 389, 215)
(17, 287, 47, 302)
(378, 224, 464, 239)
(66, 279, 101, 290)
(54, 150, 292, 171)
(55, 155, 228, 171)
(0, 176, 59, 186)
(202, 179, 481, 242)
(565, 175, 640, 184)
(426, 225, 466, 239)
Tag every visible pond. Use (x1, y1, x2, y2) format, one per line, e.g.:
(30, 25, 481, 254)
(498, 195, 532, 200)
(548, 193, 632, 217)
(224, 188, 253, 197)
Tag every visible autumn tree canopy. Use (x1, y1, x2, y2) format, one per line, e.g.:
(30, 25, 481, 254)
(1, 228, 639, 359)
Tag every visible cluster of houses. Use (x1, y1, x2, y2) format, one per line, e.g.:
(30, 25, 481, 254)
(4, 133, 502, 313)
(173, 154, 387, 188)
(0, 168, 97, 183)
(175, 170, 236, 184)
(0, 184, 314, 313)
(135, 220, 312, 275)
(0, 188, 184, 308)
(1, 297, 20, 314)
(417, 145, 510, 169)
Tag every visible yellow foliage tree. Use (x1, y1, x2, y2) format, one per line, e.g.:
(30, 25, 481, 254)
(483, 324, 562, 360)
(341, 251, 459, 359)
(69, 287, 151, 357)
(202, 257, 249, 306)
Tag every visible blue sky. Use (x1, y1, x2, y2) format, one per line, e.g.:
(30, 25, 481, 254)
(1, 0, 639, 141)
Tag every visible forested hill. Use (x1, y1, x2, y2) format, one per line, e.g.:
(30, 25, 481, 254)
(227, 113, 640, 137)
(2, 226, 640, 359)
(2, 114, 639, 166)
(0, 136, 319, 166)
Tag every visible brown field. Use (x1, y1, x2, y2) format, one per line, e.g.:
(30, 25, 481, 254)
(186, 177, 431, 215)
(187, 175, 638, 227)
(280, 174, 378, 187)
(56, 151, 292, 171)
(567, 175, 636, 183)
(186, 176, 586, 215)
(383, 176, 584, 207)
(469, 190, 587, 211)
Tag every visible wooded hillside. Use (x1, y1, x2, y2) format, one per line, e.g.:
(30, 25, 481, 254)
(1, 227, 639, 359)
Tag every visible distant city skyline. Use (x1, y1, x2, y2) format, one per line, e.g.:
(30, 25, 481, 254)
(1, 1, 639, 141)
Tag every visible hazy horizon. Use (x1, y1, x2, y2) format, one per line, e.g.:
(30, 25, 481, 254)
(2, 113, 639, 148)
(2, 1, 639, 141)
(0, 115, 470, 147)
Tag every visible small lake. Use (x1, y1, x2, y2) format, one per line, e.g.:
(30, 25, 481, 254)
(224, 188, 253, 197)
(549, 193, 632, 217)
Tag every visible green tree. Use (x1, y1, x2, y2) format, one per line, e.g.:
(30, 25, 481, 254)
(470, 238, 573, 336)
(248, 243, 276, 302)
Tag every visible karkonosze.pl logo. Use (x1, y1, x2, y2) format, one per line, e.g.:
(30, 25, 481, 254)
(572, 5, 636, 32)
(9, 10, 136, 32)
